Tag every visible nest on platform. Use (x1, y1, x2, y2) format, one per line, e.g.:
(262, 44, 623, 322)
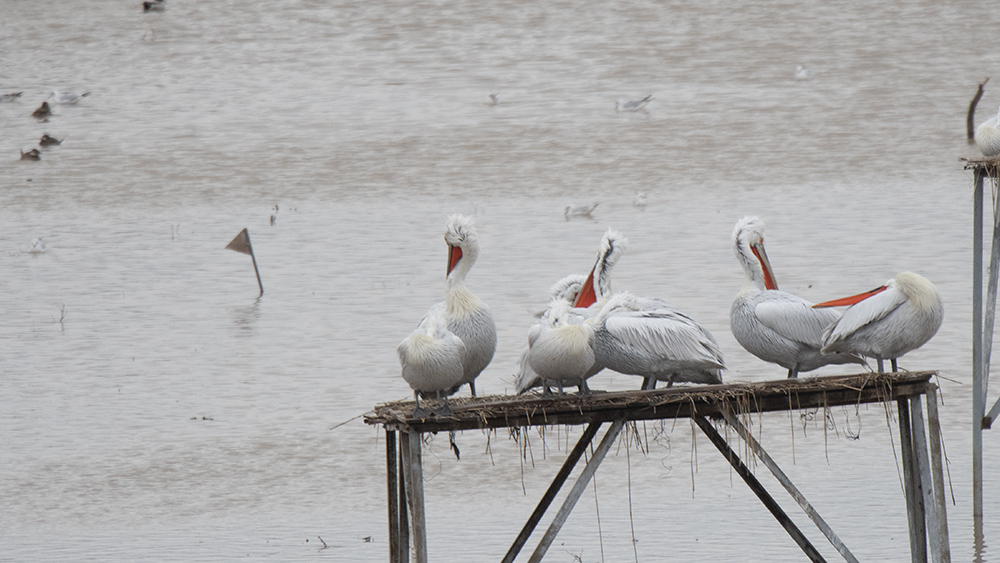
(364, 371, 936, 434)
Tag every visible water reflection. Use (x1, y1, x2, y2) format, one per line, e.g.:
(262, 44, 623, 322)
(231, 298, 261, 337)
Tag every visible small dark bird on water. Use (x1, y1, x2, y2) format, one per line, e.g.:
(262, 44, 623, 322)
(31, 101, 51, 118)
(39, 134, 62, 147)
(20, 148, 41, 161)
(0, 92, 23, 102)
(143, 0, 165, 12)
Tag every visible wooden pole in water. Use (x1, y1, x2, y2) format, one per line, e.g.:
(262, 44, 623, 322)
(924, 387, 951, 563)
(398, 438, 409, 563)
(386, 430, 400, 563)
(694, 415, 827, 563)
(402, 431, 427, 563)
(910, 397, 941, 562)
(899, 399, 928, 563)
(720, 410, 859, 563)
(527, 419, 625, 563)
(502, 421, 603, 563)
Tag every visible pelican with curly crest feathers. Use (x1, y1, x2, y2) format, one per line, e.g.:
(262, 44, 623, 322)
(730, 216, 864, 378)
(813, 271, 943, 373)
(440, 214, 497, 396)
(572, 231, 724, 389)
(975, 106, 1000, 157)
(398, 309, 466, 417)
(524, 299, 601, 394)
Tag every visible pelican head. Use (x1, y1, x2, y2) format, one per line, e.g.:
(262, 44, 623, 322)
(548, 274, 587, 304)
(444, 214, 480, 277)
(574, 229, 628, 308)
(733, 216, 778, 291)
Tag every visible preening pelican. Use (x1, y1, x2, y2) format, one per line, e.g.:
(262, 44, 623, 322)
(515, 274, 589, 394)
(588, 292, 724, 388)
(572, 228, 628, 311)
(813, 271, 943, 373)
(730, 216, 864, 378)
(442, 215, 497, 396)
(975, 106, 1000, 157)
(525, 299, 600, 394)
(398, 309, 466, 417)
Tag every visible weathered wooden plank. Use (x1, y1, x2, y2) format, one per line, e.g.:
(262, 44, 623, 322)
(694, 415, 827, 562)
(924, 387, 951, 562)
(721, 410, 859, 563)
(899, 399, 928, 563)
(527, 419, 625, 563)
(910, 396, 941, 563)
(501, 420, 603, 563)
(405, 431, 427, 563)
(386, 429, 400, 563)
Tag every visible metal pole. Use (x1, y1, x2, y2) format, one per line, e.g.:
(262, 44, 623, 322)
(502, 421, 603, 563)
(721, 411, 859, 562)
(899, 398, 928, 563)
(924, 388, 952, 563)
(973, 169, 985, 529)
(910, 397, 941, 562)
(694, 415, 827, 563)
(386, 429, 400, 563)
(527, 419, 625, 563)
(983, 175, 1000, 388)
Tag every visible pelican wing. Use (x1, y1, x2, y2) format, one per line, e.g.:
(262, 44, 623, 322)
(603, 310, 724, 367)
(823, 286, 907, 345)
(755, 292, 840, 348)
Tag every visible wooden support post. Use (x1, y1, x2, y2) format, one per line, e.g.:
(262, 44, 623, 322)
(693, 415, 827, 563)
(527, 419, 625, 563)
(973, 169, 985, 532)
(400, 431, 427, 563)
(386, 429, 400, 563)
(924, 387, 951, 562)
(502, 421, 603, 563)
(910, 397, 941, 562)
(399, 438, 409, 563)
(721, 411, 859, 562)
(899, 399, 928, 563)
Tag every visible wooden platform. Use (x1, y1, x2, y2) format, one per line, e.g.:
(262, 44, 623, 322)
(365, 371, 936, 433)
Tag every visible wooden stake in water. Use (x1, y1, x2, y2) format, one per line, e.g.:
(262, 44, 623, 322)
(225, 228, 264, 297)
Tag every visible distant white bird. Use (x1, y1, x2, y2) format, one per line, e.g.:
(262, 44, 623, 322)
(730, 216, 865, 378)
(975, 106, 1000, 157)
(29, 238, 47, 253)
(616, 95, 652, 112)
(398, 309, 466, 417)
(794, 65, 813, 80)
(813, 272, 943, 373)
(0, 92, 23, 102)
(488, 92, 500, 106)
(49, 90, 90, 105)
(564, 203, 599, 220)
(632, 192, 647, 208)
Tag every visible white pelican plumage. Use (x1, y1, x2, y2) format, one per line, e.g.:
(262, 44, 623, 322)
(49, 90, 90, 105)
(524, 299, 600, 394)
(813, 272, 943, 373)
(398, 309, 466, 417)
(616, 95, 652, 112)
(515, 275, 588, 394)
(587, 292, 724, 388)
(730, 216, 864, 378)
(572, 231, 723, 389)
(441, 215, 496, 396)
(975, 106, 1000, 157)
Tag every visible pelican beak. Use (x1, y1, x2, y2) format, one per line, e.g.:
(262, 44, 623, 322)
(573, 267, 598, 308)
(447, 244, 462, 275)
(813, 285, 888, 308)
(751, 240, 778, 291)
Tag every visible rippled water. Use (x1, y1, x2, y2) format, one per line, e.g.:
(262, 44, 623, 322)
(3, 0, 1000, 560)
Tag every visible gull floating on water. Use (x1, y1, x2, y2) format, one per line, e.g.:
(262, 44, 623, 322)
(20, 148, 41, 161)
(50, 90, 91, 104)
(29, 238, 47, 253)
(813, 271, 943, 373)
(632, 191, 647, 208)
(565, 203, 598, 220)
(975, 106, 1000, 157)
(488, 92, 499, 106)
(0, 92, 23, 102)
(39, 134, 62, 147)
(616, 95, 652, 112)
(794, 65, 813, 80)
